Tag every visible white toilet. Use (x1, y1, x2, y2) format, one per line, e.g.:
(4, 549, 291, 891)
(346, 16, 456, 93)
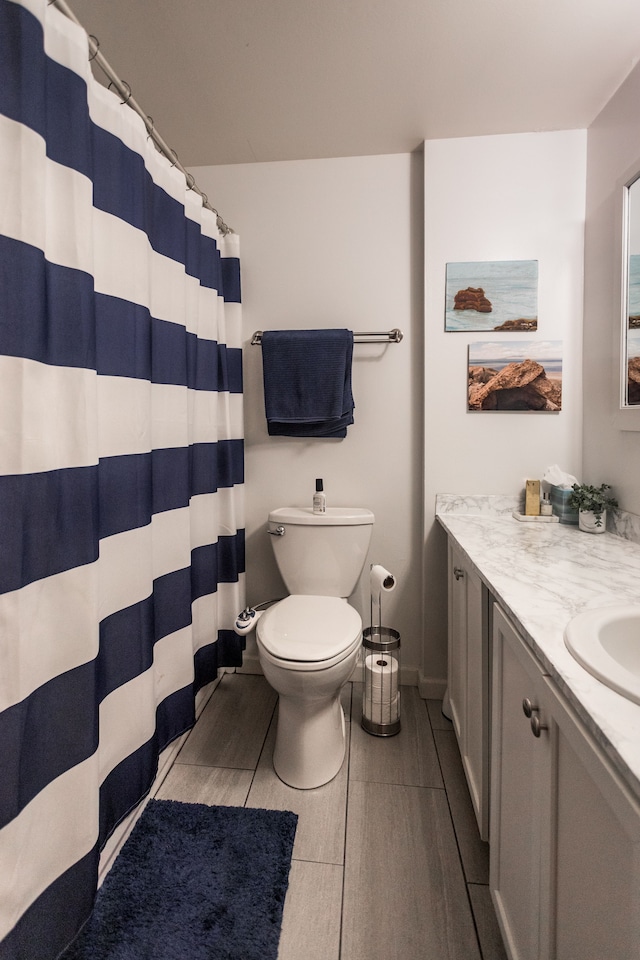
(256, 506, 374, 789)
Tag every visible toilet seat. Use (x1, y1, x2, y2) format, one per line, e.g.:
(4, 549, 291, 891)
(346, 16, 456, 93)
(257, 595, 362, 670)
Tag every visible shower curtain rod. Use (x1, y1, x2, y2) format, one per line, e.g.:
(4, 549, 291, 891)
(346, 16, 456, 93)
(251, 328, 404, 345)
(49, 0, 233, 236)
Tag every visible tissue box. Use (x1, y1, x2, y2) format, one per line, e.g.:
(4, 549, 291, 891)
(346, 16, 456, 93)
(549, 485, 578, 524)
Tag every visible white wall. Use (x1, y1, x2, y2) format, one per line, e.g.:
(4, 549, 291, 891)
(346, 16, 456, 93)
(194, 133, 586, 691)
(193, 154, 425, 677)
(583, 61, 640, 512)
(423, 131, 587, 685)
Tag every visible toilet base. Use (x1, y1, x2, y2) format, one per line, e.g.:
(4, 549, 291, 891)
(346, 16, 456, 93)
(273, 691, 347, 789)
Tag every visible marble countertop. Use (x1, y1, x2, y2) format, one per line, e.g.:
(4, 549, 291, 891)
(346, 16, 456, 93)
(435, 494, 640, 801)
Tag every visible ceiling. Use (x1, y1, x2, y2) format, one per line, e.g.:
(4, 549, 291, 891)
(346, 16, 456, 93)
(67, 0, 640, 168)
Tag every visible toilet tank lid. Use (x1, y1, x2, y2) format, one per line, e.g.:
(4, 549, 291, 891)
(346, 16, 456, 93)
(269, 506, 375, 526)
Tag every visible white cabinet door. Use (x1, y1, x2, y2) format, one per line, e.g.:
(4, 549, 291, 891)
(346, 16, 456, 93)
(463, 560, 485, 832)
(447, 540, 490, 839)
(491, 603, 640, 960)
(491, 604, 551, 960)
(544, 677, 640, 960)
(447, 540, 466, 744)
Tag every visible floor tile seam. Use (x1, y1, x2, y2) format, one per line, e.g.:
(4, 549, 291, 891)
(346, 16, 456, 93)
(176, 689, 276, 775)
(290, 855, 345, 868)
(173, 759, 258, 771)
(338, 703, 356, 960)
(347, 775, 447, 791)
(432, 728, 487, 884)
(424, 702, 486, 959)
(243, 697, 279, 805)
(466, 882, 494, 960)
(165, 684, 219, 764)
(432, 730, 486, 958)
(425, 698, 455, 734)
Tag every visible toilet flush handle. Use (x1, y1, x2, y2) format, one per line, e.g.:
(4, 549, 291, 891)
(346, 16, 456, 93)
(268, 525, 286, 536)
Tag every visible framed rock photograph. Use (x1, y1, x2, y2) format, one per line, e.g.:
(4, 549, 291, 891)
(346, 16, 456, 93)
(445, 260, 538, 332)
(468, 340, 562, 411)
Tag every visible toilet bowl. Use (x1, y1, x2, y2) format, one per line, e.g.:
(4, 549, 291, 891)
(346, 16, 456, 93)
(252, 505, 374, 789)
(257, 595, 363, 789)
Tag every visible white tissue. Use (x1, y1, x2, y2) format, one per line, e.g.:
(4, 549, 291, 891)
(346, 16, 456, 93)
(363, 692, 400, 725)
(363, 651, 401, 726)
(542, 464, 579, 490)
(364, 653, 399, 703)
(370, 564, 396, 596)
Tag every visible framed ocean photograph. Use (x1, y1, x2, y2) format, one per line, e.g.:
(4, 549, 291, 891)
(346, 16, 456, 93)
(445, 260, 538, 332)
(468, 340, 562, 411)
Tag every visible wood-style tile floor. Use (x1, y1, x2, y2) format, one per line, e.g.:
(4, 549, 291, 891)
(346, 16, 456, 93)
(155, 674, 507, 960)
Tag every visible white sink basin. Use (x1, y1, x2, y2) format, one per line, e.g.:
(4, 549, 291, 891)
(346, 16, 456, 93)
(564, 605, 640, 705)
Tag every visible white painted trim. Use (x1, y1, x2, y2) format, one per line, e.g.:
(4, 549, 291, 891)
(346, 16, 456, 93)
(235, 653, 263, 675)
(417, 673, 447, 700)
(613, 157, 640, 431)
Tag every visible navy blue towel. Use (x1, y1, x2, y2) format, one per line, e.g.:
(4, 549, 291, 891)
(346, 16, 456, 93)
(261, 329, 354, 438)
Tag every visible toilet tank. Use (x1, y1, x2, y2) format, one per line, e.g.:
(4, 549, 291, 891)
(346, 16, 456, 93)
(268, 506, 374, 597)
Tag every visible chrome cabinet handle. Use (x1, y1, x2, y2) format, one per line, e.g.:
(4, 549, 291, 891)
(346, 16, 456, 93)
(453, 567, 465, 580)
(530, 715, 548, 738)
(268, 525, 285, 537)
(523, 698, 548, 737)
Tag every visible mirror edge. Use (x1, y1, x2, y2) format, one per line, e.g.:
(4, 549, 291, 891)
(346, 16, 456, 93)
(613, 159, 640, 430)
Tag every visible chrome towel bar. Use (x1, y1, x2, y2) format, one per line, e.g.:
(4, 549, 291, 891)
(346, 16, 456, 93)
(250, 328, 403, 345)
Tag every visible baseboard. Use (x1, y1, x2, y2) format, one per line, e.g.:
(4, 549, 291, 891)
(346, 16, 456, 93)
(235, 653, 263, 675)
(417, 673, 447, 700)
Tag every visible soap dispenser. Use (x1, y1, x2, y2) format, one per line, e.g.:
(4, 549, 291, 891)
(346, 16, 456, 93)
(540, 495, 553, 516)
(313, 478, 326, 514)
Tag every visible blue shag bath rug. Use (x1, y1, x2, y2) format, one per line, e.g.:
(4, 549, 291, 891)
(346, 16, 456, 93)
(61, 799, 298, 960)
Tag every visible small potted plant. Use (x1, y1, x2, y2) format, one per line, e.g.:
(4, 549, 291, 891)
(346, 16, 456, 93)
(568, 483, 618, 534)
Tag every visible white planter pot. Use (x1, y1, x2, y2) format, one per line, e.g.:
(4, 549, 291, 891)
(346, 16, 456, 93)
(578, 509, 607, 534)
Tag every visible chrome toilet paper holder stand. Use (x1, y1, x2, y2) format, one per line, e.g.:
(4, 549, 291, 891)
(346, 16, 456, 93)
(361, 579, 401, 737)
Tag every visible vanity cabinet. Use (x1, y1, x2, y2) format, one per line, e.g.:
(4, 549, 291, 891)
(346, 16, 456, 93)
(491, 603, 640, 960)
(447, 540, 491, 840)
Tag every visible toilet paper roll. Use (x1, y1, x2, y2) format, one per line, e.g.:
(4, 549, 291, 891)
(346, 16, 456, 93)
(364, 652, 399, 703)
(370, 564, 396, 595)
(363, 692, 400, 725)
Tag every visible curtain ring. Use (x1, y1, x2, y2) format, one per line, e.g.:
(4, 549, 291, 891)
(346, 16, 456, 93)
(201, 193, 209, 206)
(108, 80, 132, 105)
(169, 149, 179, 168)
(88, 35, 100, 62)
(145, 116, 155, 141)
(186, 173, 196, 192)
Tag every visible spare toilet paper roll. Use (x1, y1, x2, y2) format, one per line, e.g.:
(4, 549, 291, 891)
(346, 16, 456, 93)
(363, 692, 400, 725)
(364, 653, 399, 703)
(370, 564, 396, 595)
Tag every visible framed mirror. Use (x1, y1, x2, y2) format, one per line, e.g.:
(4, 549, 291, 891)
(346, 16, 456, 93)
(615, 165, 640, 429)
(624, 174, 640, 405)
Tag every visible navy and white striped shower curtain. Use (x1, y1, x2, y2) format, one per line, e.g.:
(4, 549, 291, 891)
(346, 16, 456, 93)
(0, 1, 246, 956)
